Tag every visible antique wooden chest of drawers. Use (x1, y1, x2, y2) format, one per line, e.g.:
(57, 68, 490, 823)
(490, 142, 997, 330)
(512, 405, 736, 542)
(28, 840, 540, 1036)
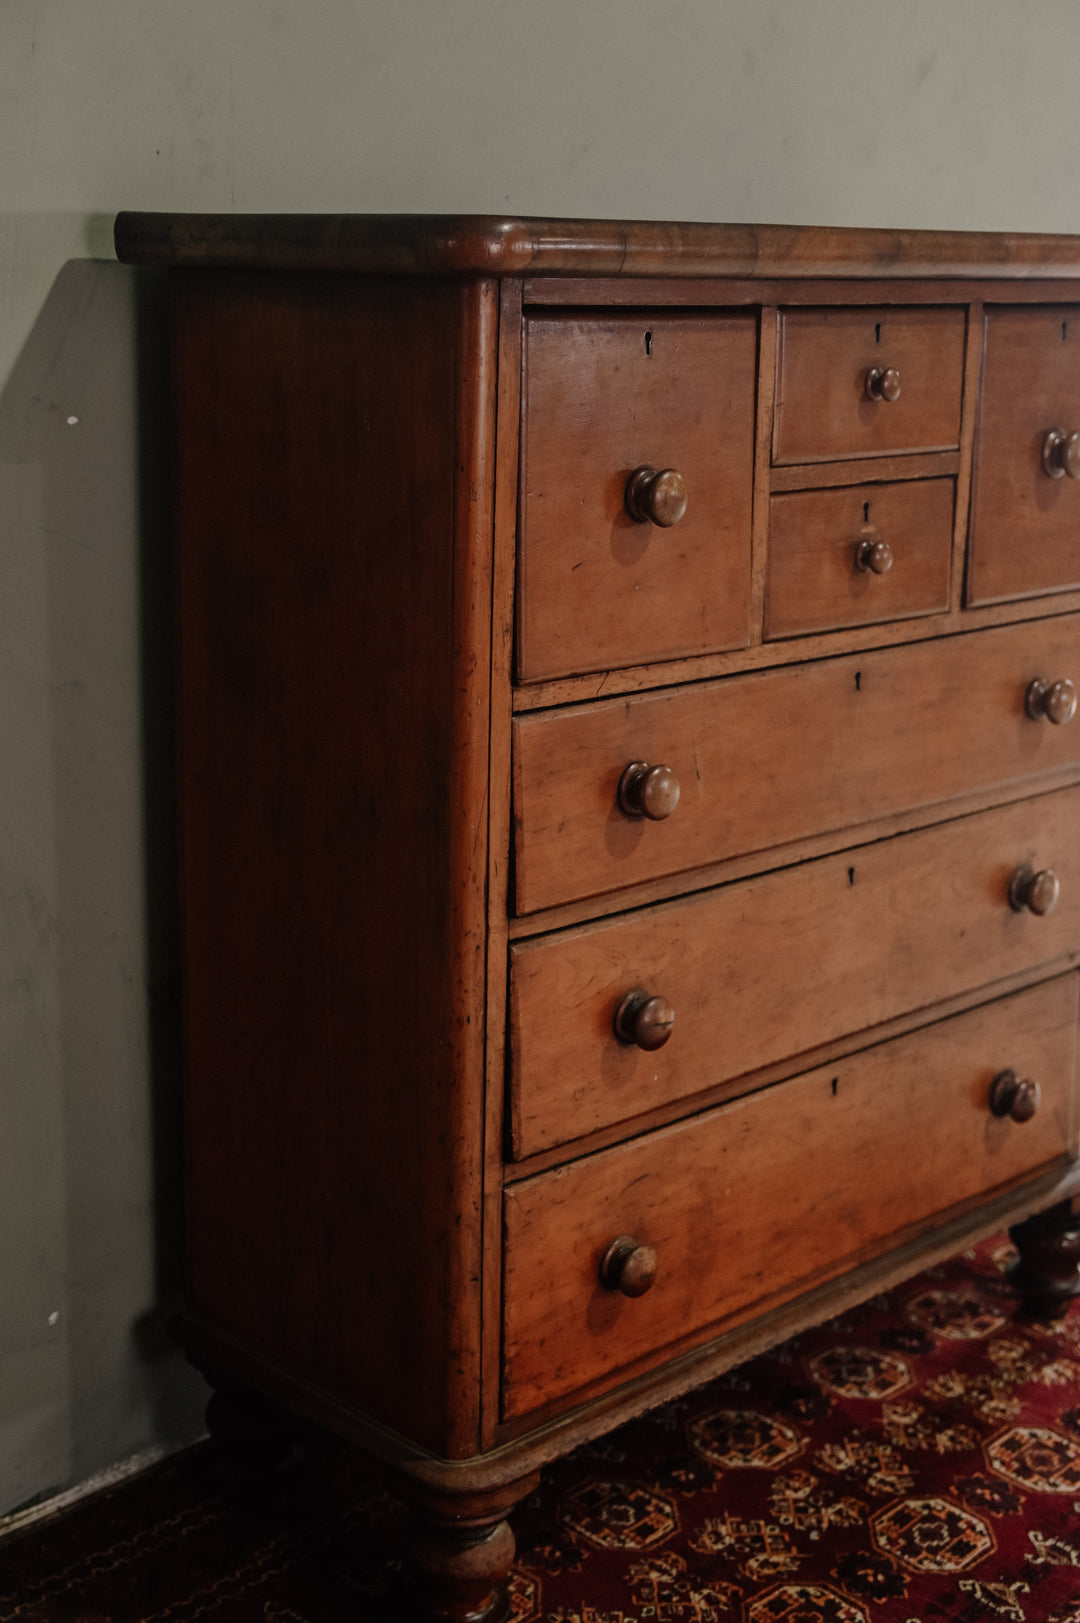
(116, 214, 1080, 1621)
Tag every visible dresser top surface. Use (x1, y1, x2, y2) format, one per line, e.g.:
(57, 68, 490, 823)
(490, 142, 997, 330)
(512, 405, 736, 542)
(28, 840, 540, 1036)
(113, 212, 1080, 280)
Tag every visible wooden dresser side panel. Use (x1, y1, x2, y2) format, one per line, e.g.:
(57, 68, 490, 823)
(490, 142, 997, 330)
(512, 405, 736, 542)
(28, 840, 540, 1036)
(171, 271, 497, 1457)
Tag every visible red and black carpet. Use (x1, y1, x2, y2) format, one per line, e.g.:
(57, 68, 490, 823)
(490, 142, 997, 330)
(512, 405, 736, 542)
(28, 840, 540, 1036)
(4, 1236, 1080, 1622)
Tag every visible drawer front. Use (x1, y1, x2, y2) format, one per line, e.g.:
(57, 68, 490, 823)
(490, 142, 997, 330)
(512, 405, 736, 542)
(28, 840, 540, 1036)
(511, 786, 1080, 1158)
(503, 976, 1078, 1418)
(517, 312, 757, 683)
(773, 306, 966, 465)
(765, 477, 953, 640)
(970, 306, 1080, 605)
(513, 614, 1080, 914)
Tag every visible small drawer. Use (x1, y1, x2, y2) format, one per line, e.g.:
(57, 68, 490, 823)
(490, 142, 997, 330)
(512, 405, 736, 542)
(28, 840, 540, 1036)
(510, 785, 1080, 1157)
(513, 613, 1080, 914)
(970, 306, 1080, 605)
(765, 477, 953, 639)
(502, 975, 1078, 1418)
(517, 311, 757, 683)
(773, 306, 966, 465)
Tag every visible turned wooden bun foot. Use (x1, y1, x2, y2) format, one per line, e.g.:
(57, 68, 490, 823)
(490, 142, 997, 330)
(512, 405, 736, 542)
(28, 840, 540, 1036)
(402, 1473, 539, 1623)
(1008, 1202, 1080, 1319)
(408, 1520, 514, 1623)
(197, 1364, 300, 1484)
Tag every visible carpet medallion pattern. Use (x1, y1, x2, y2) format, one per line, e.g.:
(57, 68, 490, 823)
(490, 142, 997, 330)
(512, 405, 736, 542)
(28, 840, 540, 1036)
(4, 1238, 1080, 1621)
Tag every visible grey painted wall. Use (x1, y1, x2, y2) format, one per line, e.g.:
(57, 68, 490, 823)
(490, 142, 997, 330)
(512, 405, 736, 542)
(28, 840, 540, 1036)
(4, 0, 1080, 1516)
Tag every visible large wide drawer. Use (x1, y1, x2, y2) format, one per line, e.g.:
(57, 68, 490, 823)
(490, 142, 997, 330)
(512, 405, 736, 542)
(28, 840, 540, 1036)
(510, 786, 1080, 1158)
(513, 613, 1080, 914)
(502, 976, 1079, 1419)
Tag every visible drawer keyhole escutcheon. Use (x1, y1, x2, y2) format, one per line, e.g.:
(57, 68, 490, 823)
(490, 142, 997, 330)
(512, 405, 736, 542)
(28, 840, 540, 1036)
(1008, 865, 1061, 916)
(624, 465, 689, 527)
(617, 761, 681, 821)
(1041, 427, 1080, 479)
(613, 988, 675, 1051)
(1025, 676, 1078, 725)
(855, 529, 894, 575)
(599, 1235, 658, 1297)
(864, 366, 901, 403)
(989, 1069, 1042, 1123)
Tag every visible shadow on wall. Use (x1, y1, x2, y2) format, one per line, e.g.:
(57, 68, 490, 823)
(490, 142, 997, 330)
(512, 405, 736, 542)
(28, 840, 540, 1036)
(0, 259, 206, 1515)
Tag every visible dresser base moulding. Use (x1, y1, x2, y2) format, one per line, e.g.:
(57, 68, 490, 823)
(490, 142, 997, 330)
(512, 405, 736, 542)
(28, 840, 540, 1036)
(176, 1157, 1080, 1619)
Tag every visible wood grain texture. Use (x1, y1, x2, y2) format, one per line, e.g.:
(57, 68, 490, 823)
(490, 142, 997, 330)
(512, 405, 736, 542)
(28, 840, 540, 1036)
(517, 312, 757, 681)
(510, 787, 1080, 1157)
(502, 976, 1079, 1419)
(764, 476, 953, 639)
(172, 270, 496, 1458)
(116, 214, 1080, 280)
(773, 306, 966, 464)
(443, 277, 500, 1457)
(769, 449, 959, 493)
(510, 597, 1080, 714)
(513, 613, 1080, 914)
(969, 305, 1080, 604)
(508, 961, 1080, 1183)
(480, 277, 525, 1450)
(525, 277, 1080, 310)
(747, 306, 778, 649)
(507, 768, 1080, 943)
(950, 298, 984, 614)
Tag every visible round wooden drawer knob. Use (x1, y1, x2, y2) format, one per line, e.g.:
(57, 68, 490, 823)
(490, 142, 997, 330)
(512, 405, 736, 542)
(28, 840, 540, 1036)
(1041, 428, 1080, 480)
(1025, 676, 1078, 725)
(855, 533, 894, 575)
(864, 366, 901, 403)
(617, 761, 681, 821)
(1008, 865, 1061, 916)
(989, 1069, 1041, 1123)
(625, 465, 689, 527)
(599, 1234, 658, 1297)
(613, 988, 675, 1051)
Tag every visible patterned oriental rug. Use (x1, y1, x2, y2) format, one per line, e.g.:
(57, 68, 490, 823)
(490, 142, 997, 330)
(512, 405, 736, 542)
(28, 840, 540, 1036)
(4, 1238, 1080, 1623)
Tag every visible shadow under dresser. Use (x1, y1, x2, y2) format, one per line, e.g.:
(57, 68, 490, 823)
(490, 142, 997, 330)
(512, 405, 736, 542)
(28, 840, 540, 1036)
(115, 213, 1080, 1622)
